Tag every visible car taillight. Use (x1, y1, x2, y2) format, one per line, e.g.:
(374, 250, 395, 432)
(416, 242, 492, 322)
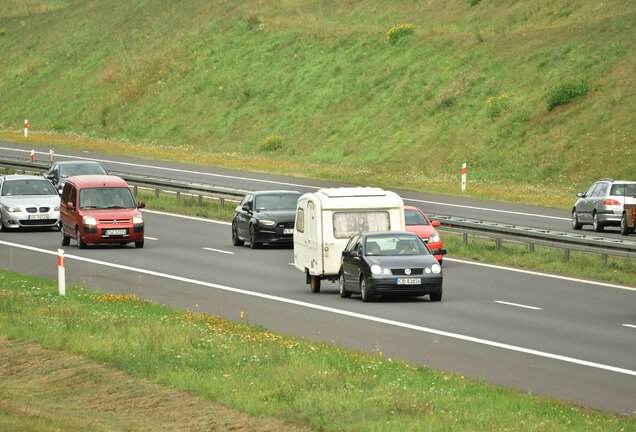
(603, 199, 621, 206)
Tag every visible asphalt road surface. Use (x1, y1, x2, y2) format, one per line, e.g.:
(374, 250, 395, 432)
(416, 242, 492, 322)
(1, 208, 634, 414)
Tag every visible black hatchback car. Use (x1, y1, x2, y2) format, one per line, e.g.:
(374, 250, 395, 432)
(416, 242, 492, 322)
(339, 232, 446, 302)
(232, 190, 301, 249)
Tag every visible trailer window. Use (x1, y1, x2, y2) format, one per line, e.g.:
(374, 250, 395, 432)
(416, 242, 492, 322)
(295, 208, 304, 233)
(332, 211, 390, 239)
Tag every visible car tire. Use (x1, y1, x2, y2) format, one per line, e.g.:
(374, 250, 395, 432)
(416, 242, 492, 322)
(310, 275, 321, 293)
(430, 288, 443, 302)
(620, 212, 633, 236)
(135, 240, 144, 248)
(249, 225, 259, 249)
(76, 227, 86, 249)
(232, 222, 244, 246)
(61, 227, 70, 246)
(0, 217, 5, 232)
(360, 276, 372, 302)
(592, 212, 604, 232)
(571, 210, 582, 230)
(339, 272, 351, 298)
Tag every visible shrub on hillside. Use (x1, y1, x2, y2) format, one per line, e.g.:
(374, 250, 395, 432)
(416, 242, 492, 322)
(0, 27, 6, 36)
(387, 24, 415, 45)
(546, 78, 589, 111)
(258, 135, 283, 152)
(467, 0, 481, 6)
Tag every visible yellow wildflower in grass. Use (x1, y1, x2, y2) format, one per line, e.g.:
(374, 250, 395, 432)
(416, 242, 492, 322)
(387, 24, 415, 44)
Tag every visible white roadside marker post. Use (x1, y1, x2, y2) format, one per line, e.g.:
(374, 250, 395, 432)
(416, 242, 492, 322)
(30, 149, 35, 162)
(58, 249, 66, 296)
(461, 163, 467, 192)
(49, 149, 54, 162)
(24, 119, 28, 138)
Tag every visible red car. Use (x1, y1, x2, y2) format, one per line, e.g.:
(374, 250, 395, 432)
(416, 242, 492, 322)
(60, 175, 145, 249)
(404, 205, 444, 263)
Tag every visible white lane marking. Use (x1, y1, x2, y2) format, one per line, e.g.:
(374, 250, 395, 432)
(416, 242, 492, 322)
(142, 209, 231, 225)
(407, 197, 570, 221)
(1, 147, 313, 190)
(0, 146, 568, 221)
(203, 247, 234, 255)
(623, 324, 636, 329)
(495, 300, 543, 311)
(445, 257, 636, 291)
(2, 239, 635, 378)
(144, 236, 158, 241)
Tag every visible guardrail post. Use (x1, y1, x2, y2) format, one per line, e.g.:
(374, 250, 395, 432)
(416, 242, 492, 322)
(564, 248, 570, 261)
(495, 238, 501, 251)
(176, 191, 180, 201)
(603, 254, 608, 264)
(463, 233, 468, 245)
(198, 195, 203, 206)
(155, 188, 159, 198)
(220, 197, 225, 208)
(529, 243, 535, 253)
(134, 185, 138, 195)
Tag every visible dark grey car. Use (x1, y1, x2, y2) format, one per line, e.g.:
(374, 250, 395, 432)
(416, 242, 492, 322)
(572, 179, 636, 232)
(45, 160, 108, 193)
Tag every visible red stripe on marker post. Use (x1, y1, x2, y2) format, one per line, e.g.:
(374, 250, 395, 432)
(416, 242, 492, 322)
(24, 119, 28, 138)
(30, 149, 35, 162)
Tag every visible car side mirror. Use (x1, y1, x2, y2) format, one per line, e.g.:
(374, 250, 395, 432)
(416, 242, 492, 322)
(431, 248, 447, 256)
(431, 220, 441, 228)
(138, 200, 145, 209)
(576, 192, 584, 198)
(67, 201, 75, 211)
(242, 204, 250, 212)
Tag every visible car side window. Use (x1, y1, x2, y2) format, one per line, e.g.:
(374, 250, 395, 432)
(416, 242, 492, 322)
(588, 183, 602, 197)
(60, 183, 71, 202)
(69, 187, 77, 208)
(345, 235, 358, 252)
(597, 183, 609, 197)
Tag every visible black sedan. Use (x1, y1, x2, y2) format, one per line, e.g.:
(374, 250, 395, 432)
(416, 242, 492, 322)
(45, 160, 108, 193)
(232, 190, 301, 249)
(339, 232, 446, 302)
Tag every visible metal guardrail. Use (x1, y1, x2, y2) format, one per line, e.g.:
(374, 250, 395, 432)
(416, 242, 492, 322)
(1, 156, 635, 259)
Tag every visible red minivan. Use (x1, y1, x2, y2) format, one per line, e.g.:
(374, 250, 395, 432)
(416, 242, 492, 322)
(60, 175, 145, 249)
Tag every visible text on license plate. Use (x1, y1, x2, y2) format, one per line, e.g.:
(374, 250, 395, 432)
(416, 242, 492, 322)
(396, 277, 421, 285)
(105, 229, 127, 236)
(283, 228, 294, 235)
(28, 214, 48, 220)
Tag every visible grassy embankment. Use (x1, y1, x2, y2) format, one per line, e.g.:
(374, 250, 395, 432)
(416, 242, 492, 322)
(0, 0, 634, 208)
(1, 269, 635, 431)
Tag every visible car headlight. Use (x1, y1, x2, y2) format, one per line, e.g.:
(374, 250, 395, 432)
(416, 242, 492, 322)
(82, 215, 97, 226)
(54, 205, 60, 211)
(429, 233, 440, 243)
(3, 205, 20, 213)
(133, 214, 144, 224)
(371, 264, 382, 275)
(431, 263, 442, 274)
(259, 219, 276, 226)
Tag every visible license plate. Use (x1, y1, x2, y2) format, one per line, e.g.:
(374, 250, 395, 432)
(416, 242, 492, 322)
(396, 277, 421, 285)
(105, 229, 127, 236)
(283, 228, 294, 235)
(28, 214, 48, 220)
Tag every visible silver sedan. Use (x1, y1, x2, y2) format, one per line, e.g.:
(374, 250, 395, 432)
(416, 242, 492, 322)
(0, 174, 61, 231)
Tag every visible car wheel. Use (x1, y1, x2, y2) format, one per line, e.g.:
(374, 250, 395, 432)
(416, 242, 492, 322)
(339, 272, 351, 298)
(135, 240, 144, 248)
(0, 216, 5, 232)
(620, 212, 633, 236)
(76, 227, 86, 249)
(310, 275, 321, 293)
(61, 226, 70, 246)
(249, 225, 260, 249)
(360, 276, 372, 302)
(430, 288, 443, 302)
(232, 222, 244, 246)
(592, 212, 603, 232)
(571, 210, 582, 230)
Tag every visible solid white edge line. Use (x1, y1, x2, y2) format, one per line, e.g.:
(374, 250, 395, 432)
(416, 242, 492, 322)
(142, 209, 231, 225)
(495, 300, 543, 311)
(445, 257, 636, 291)
(203, 247, 234, 255)
(1, 239, 635, 378)
(144, 237, 158, 241)
(1, 146, 570, 220)
(622, 324, 636, 329)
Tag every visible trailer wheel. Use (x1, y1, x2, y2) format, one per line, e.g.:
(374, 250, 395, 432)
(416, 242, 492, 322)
(620, 212, 633, 236)
(310, 275, 321, 293)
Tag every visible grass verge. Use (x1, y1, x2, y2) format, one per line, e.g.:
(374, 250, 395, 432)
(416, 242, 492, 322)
(1, 270, 634, 431)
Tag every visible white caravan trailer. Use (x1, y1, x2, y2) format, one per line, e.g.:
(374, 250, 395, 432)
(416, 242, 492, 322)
(293, 187, 405, 292)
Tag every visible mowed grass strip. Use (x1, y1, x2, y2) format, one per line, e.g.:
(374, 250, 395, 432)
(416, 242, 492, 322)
(1, 270, 634, 431)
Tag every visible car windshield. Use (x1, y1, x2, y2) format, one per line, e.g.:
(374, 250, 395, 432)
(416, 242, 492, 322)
(405, 209, 429, 226)
(1, 179, 57, 196)
(610, 184, 636, 197)
(59, 163, 107, 177)
(254, 193, 299, 211)
(365, 235, 428, 256)
(79, 187, 135, 209)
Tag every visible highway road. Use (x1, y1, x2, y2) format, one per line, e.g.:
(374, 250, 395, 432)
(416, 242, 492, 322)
(1, 208, 635, 414)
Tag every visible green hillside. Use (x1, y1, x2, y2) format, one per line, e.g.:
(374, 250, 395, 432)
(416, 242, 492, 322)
(0, 0, 634, 207)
